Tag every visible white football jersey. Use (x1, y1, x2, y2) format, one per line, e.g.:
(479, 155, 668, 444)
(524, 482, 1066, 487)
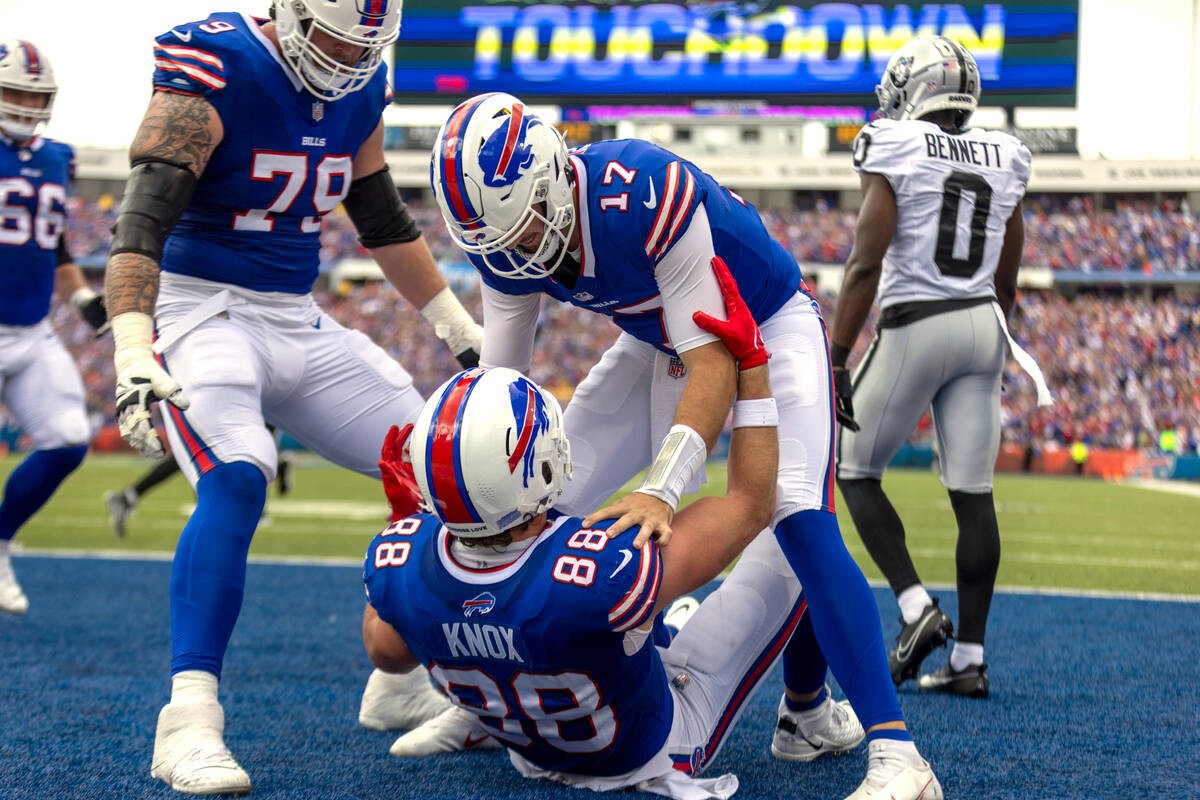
(852, 118, 1031, 309)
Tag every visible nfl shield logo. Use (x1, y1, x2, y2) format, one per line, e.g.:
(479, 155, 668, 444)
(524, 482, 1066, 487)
(668, 357, 686, 379)
(312, 101, 325, 122)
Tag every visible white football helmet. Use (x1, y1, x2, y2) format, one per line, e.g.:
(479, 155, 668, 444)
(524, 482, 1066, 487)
(0, 39, 56, 141)
(409, 368, 572, 537)
(431, 93, 576, 280)
(272, 0, 401, 101)
(875, 35, 980, 129)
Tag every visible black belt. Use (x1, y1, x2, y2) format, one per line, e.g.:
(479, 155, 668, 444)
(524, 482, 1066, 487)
(878, 296, 994, 329)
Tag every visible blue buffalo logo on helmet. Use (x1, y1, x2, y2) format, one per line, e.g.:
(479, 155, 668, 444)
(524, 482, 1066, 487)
(462, 591, 497, 617)
(478, 103, 539, 189)
(507, 377, 551, 488)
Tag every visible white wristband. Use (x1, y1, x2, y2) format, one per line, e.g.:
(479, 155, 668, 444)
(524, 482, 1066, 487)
(111, 311, 155, 376)
(635, 424, 707, 511)
(70, 286, 99, 310)
(732, 398, 778, 429)
(420, 286, 479, 354)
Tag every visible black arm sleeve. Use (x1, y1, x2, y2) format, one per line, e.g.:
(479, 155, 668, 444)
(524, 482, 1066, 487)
(109, 158, 198, 262)
(342, 166, 422, 249)
(56, 234, 72, 266)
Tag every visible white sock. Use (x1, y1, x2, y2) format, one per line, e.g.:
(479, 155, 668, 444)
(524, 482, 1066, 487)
(794, 692, 833, 737)
(171, 670, 219, 705)
(897, 585, 933, 625)
(870, 738, 924, 770)
(950, 641, 984, 671)
(0, 539, 10, 559)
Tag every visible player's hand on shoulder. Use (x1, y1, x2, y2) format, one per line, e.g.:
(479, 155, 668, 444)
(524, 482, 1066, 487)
(584, 492, 674, 549)
(379, 423, 425, 520)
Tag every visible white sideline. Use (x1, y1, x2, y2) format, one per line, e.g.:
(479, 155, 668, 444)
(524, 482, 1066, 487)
(12, 547, 1200, 603)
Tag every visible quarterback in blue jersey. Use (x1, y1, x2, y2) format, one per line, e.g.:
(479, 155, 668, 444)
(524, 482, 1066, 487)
(102, 2, 479, 794)
(429, 93, 943, 800)
(364, 269, 859, 797)
(0, 39, 107, 616)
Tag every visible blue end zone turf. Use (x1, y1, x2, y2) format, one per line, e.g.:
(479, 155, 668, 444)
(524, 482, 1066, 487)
(1, 556, 1197, 799)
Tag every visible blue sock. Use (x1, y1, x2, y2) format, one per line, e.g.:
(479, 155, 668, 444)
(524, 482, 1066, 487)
(785, 685, 827, 713)
(0, 445, 87, 541)
(866, 728, 913, 743)
(170, 462, 266, 678)
(782, 603, 829, 706)
(774, 509, 903, 731)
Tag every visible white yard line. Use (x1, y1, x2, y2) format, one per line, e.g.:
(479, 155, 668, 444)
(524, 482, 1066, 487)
(13, 549, 1200, 602)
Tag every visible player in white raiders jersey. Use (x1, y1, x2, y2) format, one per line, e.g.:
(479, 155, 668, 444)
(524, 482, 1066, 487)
(0, 39, 108, 616)
(363, 267, 939, 800)
(831, 36, 1052, 699)
(102, 2, 481, 794)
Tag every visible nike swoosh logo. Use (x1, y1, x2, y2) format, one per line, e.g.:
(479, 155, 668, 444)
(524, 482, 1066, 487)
(609, 548, 633, 578)
(895, 614, 936, 662)
(170, 28, 192, 42)
(643, 180, 657, 209)
(464, 733, 490, 748)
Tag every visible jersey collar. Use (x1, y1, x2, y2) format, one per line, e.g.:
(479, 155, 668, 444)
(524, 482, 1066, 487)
(437, 516, 566, 585)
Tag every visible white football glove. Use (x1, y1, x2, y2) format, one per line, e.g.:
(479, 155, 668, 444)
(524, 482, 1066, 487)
(420, 286, 483, 369)
(111, 312, 190, 458)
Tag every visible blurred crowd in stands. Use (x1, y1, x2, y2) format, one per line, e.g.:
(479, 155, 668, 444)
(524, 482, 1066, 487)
(66, 194, 1200, 274)
(9, 195, 1196, 458)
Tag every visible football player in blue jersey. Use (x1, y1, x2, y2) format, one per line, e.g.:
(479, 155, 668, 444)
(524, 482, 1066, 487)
(362, 262, 895, 799)
(427, 93, 942, 800)
(102, 2, 480, 794)
(0, 39, 107, 616)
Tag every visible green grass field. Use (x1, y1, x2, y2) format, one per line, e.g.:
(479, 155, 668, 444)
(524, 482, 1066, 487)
(5, 454, 1198, 595)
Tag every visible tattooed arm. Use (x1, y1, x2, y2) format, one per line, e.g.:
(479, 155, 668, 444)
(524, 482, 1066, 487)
(105, 91, 222, 457)
(104, 91, 223, 317)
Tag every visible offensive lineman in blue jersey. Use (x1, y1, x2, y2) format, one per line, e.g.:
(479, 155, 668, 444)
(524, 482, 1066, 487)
(427, 93, 942, 800)
(363, 266, 839, 798)
(0, 40, 107, 615)
(102, 2, 480, 794)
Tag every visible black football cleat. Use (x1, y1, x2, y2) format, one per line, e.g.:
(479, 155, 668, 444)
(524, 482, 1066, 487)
(888, 599, 954, 685)
(918, 662, 989, 698)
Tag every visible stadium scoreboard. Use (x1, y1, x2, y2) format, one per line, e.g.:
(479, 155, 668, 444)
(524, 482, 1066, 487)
(390, 1, 1078, 107)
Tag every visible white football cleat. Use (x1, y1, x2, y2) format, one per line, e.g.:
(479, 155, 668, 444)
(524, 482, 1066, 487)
(843, 740, 943, 800)
(0, 554, 29, 615)
(359, 666, 451, 730)
(771, 691, 865, 762)
(389, 705, 502, 757)
(150, 701, 252, 796)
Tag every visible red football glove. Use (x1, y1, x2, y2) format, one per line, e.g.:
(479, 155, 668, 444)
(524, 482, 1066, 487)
(379, 423, 424, 522)
(691, 256, 769, 370)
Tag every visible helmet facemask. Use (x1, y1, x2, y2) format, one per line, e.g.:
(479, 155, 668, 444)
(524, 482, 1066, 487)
(272, 0, 400, 101)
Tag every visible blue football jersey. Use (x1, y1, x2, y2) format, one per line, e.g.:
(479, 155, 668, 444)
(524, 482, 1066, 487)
(364, 513, 672, 777)
(471, 139, 809, 353)
(152, 12, 388, 293)
(0, 135, 74, 326)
